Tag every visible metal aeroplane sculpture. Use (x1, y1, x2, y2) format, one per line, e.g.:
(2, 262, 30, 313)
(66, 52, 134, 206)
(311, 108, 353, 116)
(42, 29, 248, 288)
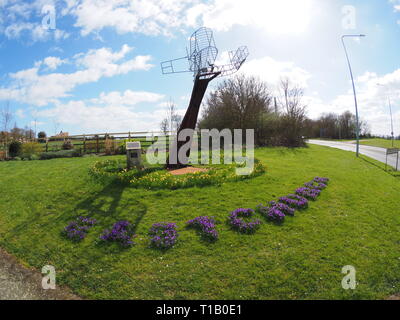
(161, 27, 249, 168)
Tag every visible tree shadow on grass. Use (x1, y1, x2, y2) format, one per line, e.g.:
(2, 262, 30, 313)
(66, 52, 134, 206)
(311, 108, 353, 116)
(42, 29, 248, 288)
(71, 182, 148, 234)
(359, 155, 400, 179)
(275, 147, 307, 156)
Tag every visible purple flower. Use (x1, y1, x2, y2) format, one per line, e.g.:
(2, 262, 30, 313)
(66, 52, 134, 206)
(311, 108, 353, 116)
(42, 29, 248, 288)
(63, 216, 97, 241)
(100, 220, 135, 247)
(149, 222, 179, 249)
(268, 202, 295, 216)
(228, 208, 261, 234)
(295, 187, 321, 201)
(267, 206, 286, 223)
(187, 216, 218, 241)
(314, 177, 330, 184)
(279, 194, 309, 210)
(257, 202, 294, 223)
(305, 181, 327, 190)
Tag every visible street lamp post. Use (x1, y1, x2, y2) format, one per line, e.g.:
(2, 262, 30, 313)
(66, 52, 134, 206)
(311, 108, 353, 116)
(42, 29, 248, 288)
(389, 97, 395, 147)
(341, 34, 366, 157)
(377, 83, 395, 147)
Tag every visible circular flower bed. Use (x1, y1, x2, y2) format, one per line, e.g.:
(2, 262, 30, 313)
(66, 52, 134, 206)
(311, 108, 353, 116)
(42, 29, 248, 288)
(228, 208, 261, 234)
(89, 158, 265, 190)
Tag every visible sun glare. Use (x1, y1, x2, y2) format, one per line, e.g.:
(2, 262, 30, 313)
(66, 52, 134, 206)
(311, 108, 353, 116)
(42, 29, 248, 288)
(254, 0, 313, 34)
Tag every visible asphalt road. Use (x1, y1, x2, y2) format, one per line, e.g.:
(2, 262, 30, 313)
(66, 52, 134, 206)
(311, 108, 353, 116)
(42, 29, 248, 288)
(307, 139, 399, 171)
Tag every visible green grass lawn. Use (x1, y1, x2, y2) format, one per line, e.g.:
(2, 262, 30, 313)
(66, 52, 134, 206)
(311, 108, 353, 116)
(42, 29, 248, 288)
(0, 145, 400, 300)
(359, 138, 400, 149)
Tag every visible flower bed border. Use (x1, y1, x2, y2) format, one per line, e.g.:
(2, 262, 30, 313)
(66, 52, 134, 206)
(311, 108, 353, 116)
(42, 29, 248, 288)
(89, 158, 265, 190)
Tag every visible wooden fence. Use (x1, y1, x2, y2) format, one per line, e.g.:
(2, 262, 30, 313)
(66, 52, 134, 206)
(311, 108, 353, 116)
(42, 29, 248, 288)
(43, 131, 174, 154)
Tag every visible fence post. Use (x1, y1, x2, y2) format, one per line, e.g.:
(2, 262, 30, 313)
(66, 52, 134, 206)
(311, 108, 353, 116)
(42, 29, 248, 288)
(46, 139, 48, 152)
(96, 135, 99, 153)
(83, 135, 86, 153)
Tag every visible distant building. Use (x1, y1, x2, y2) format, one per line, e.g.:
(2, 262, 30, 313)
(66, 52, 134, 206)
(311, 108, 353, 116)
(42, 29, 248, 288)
(53, 131, 69, 138)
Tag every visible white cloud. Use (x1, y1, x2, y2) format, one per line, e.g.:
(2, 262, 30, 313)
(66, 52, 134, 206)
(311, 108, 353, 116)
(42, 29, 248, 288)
(239, 56, 312, 88)
(90, 90, 165, 106)
(1, 0, 69, 42)
(201, 0, 314, 34)
(307, 69, 400, 136)
(36, 90, 179, 133)
(0, 44, 154, 106)
(42, 56, 67, 70)
(66, 0, 201, 36)
(63, 0, 315, 37)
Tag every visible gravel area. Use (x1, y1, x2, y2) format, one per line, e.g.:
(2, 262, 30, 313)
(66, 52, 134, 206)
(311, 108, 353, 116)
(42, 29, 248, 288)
(0, 248, 79, 300)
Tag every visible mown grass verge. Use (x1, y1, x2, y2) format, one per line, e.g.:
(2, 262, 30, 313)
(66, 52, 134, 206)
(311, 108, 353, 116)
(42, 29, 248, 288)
(0, 145, 399, 299)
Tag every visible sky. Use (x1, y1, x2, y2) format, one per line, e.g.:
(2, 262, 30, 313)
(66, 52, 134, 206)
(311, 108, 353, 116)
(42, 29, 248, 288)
(1, 0, 400, 136)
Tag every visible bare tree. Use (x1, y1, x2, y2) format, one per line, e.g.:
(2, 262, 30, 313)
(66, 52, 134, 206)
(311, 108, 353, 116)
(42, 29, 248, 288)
(1, 102, 13, 158)
(278, 78, 307, 147)
(160, 118, 169, 135)
(160, 101, 182, 135)
(53, 119, 60, 136)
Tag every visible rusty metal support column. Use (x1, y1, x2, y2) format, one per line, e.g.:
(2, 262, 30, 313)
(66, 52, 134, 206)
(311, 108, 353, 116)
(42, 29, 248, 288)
(167, 73, 219, 169)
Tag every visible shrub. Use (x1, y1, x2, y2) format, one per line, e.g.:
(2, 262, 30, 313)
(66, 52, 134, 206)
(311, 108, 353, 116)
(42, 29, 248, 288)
(228, 208, 261, 234)
(100, 221, 136, 247)
(8, 141, 22, 158)
(62, 140, 74, 150)
(30, 154, 40, 161)
(38, 131, 47, 143)
(21, 142, 42, 159)
(40, 149, 81, 160)
(149, 222, 179, 249)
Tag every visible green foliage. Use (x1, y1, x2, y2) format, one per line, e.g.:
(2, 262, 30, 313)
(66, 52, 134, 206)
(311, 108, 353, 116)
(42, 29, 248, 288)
(21, 142, 42, 159)
(8, 141, 22, 158)
(40, 149, 81, 160)
(38, 131, 47, 139)
(30, 154, 40, 161)
(89, 159, 265, 190)
(62, 140, 74, 150)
